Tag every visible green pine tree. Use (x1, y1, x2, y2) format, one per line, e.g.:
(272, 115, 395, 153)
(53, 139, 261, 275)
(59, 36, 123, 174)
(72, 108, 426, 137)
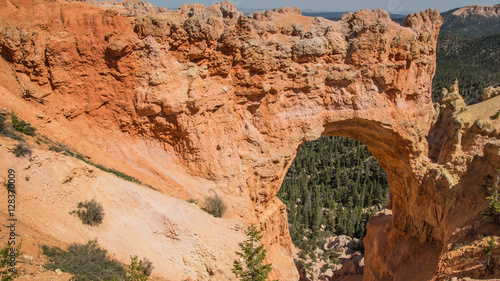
(484, 169, 500, 225)
(232, 224, 272, 281)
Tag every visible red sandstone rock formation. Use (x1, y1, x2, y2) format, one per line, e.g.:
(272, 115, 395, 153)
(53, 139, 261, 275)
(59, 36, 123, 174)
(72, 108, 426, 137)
(1, 0, 499, 280)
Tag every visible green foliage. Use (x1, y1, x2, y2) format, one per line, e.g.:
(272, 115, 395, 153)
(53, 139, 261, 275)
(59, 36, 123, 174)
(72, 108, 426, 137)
(232, 225, 272, 281)
(322, 248, 341, 265)
(12, 142, 32, 158)
(82, 160, 157, 191)
(126, 256, 153, 280)
(71, 199, 105, 226)
(433, 34, 500, 104)
(48, 145, 63, 152)
(10, 112, 36, 136)
(484, 237, 497, 269)
(0, 113, 24, 141)
(492, 110, 500, 120)
(40, 134, 152, 186)
(0, 243, 21, 281)
(0, 114, 5, 134)
(278, 136, 388, 256)
(484, 170, 500, 225)
(37, 134, 157, 190)
(202, 191, 227, 218)
(139, 257, 153, 277)
(320, 263, 329, 273)
(42, 240, 126, 281)
(45, 142, 156, 190)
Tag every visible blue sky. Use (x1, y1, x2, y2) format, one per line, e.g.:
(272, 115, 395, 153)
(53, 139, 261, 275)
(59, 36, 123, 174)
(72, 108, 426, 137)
(148, 0, 500, 14)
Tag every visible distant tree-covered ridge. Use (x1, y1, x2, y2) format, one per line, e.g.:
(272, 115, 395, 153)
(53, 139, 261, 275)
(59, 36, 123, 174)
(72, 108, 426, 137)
(440, 5, 500, 38)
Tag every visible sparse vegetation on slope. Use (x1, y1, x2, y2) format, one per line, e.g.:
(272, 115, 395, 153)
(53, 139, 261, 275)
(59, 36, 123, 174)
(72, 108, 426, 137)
(0, 114, 5, 133)
(492, 110, 500, 120)
(0, 113, 24, 141)
(484, 237, 497, 270)
(42, 240, 126, 281)
(10, 112, 36, 136)
(11, 142, 32, 158)
(0, 243, 21, 281)
(36, 135, 158, 191)
(3, 114, 157, 191)
(127, 256, 154, 280)
(68, 151, 157, 191)
(202, 190, 227, 218)
(71, 199, 105, 226)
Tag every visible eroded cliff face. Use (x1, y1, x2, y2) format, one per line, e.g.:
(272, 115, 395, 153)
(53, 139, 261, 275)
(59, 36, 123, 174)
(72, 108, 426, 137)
(1, 0, 498, 280)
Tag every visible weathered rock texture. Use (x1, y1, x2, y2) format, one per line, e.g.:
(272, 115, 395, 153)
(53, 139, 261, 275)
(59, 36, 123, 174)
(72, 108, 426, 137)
(482, 85, 500, 101)
(1, 0, 499, 280)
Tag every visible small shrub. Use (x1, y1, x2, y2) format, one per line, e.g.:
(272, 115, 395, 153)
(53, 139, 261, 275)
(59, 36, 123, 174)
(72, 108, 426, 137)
(42, 240, 125, 281)
(127, 256, 154, 280)
(310, 251, 317, 262)
(0, 114, 24, 141)
(484, 237, 497, 269)
(0, 243, 22, 280)
(71, 199, 105, 226)
(202, 190, 227, 218)
(12, 142, 32, 158)
(320, 263, 329, 273)
(0, 114, 5, 133)
(491, 110, 500, 120)
(63, 149, 75, 157)
(323, 248, 341, 265)
(139, 257, 154, 277)
(48, 145, 63, 153)
(298, 250, 308, 260)
(11, 112, 36, 136)
(187, 198, 197, 204)
(3, 130, 24, 141)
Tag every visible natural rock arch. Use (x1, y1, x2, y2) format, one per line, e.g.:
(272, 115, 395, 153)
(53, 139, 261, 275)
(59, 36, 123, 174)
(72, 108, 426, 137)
(2, 0, 499, 280)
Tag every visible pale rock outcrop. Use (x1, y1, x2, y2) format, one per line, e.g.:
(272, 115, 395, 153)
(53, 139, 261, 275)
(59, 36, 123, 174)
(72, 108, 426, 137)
(337, 255, 364, 276)
(482, 85, 500, 101)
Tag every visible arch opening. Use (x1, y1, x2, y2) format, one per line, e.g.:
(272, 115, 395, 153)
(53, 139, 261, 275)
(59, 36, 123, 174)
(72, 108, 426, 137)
(278, 134, 391, 279)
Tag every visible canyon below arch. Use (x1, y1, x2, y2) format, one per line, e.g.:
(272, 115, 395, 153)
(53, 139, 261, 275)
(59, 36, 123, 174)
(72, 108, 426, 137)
(0, 0, 499, 280)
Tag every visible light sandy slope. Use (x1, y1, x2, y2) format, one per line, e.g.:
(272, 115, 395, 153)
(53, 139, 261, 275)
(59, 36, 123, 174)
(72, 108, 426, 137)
(0, 143, 246, 280)
(0, 64, 253, 222)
